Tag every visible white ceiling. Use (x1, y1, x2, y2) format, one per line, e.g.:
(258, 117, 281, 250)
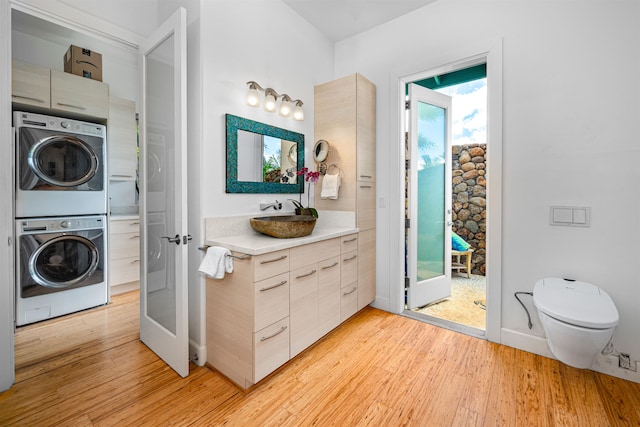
(282, 0, 437, 42)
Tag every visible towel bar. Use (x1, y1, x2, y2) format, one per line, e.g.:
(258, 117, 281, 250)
(198, 245, 251, 260)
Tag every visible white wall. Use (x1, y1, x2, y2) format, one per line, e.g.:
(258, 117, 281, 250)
(177, 0, 334, 362)
(335, 0, 640, 377)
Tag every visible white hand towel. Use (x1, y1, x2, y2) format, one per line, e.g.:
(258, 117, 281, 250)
(198, 246, 233, 279)
(320, 173, 341, 199)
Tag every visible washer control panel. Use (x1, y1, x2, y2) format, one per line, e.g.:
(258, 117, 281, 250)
(20, 215, 105, 233)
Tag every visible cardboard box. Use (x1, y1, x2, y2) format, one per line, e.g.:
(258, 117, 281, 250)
(64, 45, 103, 82)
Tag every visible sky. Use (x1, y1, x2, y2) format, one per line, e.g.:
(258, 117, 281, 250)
(436, 78, 487, 146)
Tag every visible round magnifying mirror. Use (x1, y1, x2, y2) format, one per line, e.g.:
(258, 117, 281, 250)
(287, 144, 297, 165)
(313, 139, 330, 163)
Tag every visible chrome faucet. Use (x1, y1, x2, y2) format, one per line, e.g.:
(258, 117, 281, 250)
(260, 200, 282, 211)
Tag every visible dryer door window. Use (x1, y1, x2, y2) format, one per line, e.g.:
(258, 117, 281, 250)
(29, 235, 99, 289)
(27, 135, 98, 188)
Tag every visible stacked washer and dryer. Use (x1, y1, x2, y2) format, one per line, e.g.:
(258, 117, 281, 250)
(14, 111, 109, 326)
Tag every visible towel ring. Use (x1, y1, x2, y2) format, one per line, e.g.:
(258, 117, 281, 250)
(320, 163, 341, 176)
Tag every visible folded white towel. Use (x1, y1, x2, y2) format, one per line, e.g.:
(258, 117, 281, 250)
(321, 173, 341, 199)
(198, 246, 233, 279)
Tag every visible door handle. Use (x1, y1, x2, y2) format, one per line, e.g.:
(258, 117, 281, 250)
(161, 234, 181, 245)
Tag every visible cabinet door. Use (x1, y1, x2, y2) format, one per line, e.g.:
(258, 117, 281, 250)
(358, 229, 376, 310)
(318, 256, 341, 337)
(290, 264, 319, 358)
(12, 60, 50, 108)
(356, 73, 376, 182)
(108, 97, 137, 180)
(51, 69, 109, 119)
(357, 181, 376, 230)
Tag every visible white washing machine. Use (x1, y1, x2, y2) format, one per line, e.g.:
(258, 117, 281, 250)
(14, 112, 107, 218)
(15, 215, 108, 326)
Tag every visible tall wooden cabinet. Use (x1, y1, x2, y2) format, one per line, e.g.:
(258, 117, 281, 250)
(314, 73, 376, 311)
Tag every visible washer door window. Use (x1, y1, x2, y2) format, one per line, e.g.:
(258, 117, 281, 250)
(27, 135, 98, 188)
(22, 234, 101, 298)
(18, 128, 104, 191)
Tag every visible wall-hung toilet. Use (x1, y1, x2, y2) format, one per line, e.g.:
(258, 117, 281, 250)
(533, 277, 619, 369)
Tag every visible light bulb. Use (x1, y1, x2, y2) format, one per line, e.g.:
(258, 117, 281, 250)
(293, 101, 304, 121)
(279, 95, 291, 117)
(246, 87, 260, 107)
(264, 89, 277, 112)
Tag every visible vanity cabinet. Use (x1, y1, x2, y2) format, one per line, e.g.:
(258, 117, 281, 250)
(314, 73, 377, 309)
(11, 59, 109, 119)
(207, 249, 291, 389)
(108, 97, 137, 180)
(108, 217, 140, 294)
(206, 233, 358, 389)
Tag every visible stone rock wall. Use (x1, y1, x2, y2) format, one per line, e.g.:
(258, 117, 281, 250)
(452, 143, 487, 275)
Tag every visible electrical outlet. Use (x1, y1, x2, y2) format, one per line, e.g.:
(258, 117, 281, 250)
(619, 353, 633, 370)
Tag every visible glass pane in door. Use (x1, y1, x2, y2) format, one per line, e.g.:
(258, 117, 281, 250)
(145, 33, 176, 334)
(417, 102, 446, 281)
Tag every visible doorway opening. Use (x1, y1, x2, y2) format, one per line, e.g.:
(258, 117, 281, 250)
(404, 63, 488, 335)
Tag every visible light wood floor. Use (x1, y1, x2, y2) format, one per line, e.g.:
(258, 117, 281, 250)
(2, 291, 639, 426)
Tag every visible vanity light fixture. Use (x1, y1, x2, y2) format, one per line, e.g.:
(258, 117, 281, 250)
(245, 81, 304, 121)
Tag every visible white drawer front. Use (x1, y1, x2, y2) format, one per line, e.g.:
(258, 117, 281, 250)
(110, 232, 140, 259)
(109, 257, 140, 285)
(110, 219, 140, 234)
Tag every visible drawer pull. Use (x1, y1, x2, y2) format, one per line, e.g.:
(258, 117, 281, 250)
(343, 255, 357, 262)
(343, 237, 357, 243)
(343, 287, 357, 296)
(360, 175, 373, 179)
(56, 102, 87, 111)
(131, 221, 140, 225)
(13, 94, 46, 103)
(260, 255, 287, 264)
(360, 185, 372, 189)
(260, 325, 287, 342)
(296, 269, 317, 279)
(321, 261, 339, 270)
(110, 174, 135, 178)
(260, 280, 287, 292)
(131, 259, 140, 264)
(130, 235, 140, 239)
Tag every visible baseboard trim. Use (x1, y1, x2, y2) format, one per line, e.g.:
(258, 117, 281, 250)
(501, 328, 640, 383)
(189, 340, 206, 367)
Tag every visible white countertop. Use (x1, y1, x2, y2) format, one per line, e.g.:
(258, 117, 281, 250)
(205, 225, 358, 255)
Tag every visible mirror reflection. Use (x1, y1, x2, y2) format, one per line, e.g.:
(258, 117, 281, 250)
(237, 130, 298, 184)
(226, 114, 304, 194)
